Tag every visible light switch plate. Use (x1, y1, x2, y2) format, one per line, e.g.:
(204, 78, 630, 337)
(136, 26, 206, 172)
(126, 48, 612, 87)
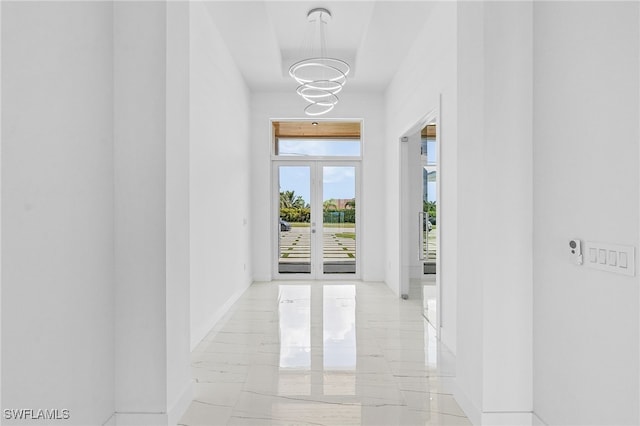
(583, 241, 635, 276)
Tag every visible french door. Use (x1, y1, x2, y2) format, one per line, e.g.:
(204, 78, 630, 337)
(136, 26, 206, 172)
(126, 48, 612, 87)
(274, 161, 359, 279)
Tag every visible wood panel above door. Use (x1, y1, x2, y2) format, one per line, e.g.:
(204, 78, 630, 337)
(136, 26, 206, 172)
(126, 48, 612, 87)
(273, 121, 361, 139)
(421, 125, 436, 138)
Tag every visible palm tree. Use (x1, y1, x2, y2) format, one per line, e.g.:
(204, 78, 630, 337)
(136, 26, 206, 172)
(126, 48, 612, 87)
(424, 200, 436, 222)
(280, 190, 306, 209)
(323, 199, 337, 211)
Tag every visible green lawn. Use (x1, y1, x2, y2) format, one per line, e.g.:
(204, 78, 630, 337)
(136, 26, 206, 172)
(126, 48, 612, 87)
(334, 232, 356, 239)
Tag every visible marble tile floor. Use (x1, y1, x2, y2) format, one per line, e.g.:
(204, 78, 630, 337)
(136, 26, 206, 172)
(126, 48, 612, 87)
(179, 281, 469, 426)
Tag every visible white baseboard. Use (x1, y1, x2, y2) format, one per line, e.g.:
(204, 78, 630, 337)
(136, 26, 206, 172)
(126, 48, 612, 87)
(481, 411, 532, 426)
(453, 378, 537, 426)
(453, 381, 481, 426)
(190, 280, 251, 350)
(440, 325, 456, 355)
(252, 274, 271, 282)
(383, 279, 401, 298)
(532, 412, 547, 426)
(102, 413, 116, 426)
(109, 379, 193, 426)
(167, 380, 194, 426)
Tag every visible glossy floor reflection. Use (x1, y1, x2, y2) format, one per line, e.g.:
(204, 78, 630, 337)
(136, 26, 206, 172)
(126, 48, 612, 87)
(179, 281, 469, 426)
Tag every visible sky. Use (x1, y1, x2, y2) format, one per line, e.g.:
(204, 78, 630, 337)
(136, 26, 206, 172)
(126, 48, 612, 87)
(279, 166, 355, 205)
(278, 139, 357, 204)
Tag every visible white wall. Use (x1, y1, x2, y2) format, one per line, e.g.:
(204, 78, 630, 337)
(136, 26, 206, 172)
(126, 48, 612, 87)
(454, 3, 534, 423)
(481, 2, 533, 421)
(454, 2, 639, 424)
(2, 3, 114, 424)
(2, 2, 193, 424)
(1, 1, 4, 413)
(114, 2, 168, 416)
(385, 2, 458, 352)
(189, 1, 252, 349)
(114, 2, 193, 424)
(455, 2, 485, 420)
(250, 91, 386, 283)
(533, 2, 639, 425)
(165, 2, 193, 422)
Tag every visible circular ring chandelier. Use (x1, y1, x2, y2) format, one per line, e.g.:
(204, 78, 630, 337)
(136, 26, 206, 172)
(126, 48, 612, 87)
(288, 8, 351, 116)
(296, 80, 343, 97)
(289, 58, 350, 86)
(305, 102, 335, 116)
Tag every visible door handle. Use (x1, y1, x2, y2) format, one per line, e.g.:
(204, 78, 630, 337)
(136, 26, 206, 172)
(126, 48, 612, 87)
(418, 212, 425, 261)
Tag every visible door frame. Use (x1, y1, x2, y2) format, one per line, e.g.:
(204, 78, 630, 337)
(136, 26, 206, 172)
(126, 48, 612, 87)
(399, 98, 442, 335)
(272, 160, 361, 280)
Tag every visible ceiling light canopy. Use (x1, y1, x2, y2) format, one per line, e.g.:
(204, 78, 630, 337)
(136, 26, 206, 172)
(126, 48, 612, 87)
(289, 8, 351, 116)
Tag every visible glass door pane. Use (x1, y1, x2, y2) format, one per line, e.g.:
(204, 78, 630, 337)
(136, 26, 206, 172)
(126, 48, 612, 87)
(421, 126, 438, 328)
(422, 134, 437, 275)
(278, 166, 311, 274)
(322, 166, 356, 274)
(423, 166, 437, 273)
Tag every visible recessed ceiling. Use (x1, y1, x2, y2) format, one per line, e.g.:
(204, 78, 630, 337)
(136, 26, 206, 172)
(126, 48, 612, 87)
(203, 1, 434, 92)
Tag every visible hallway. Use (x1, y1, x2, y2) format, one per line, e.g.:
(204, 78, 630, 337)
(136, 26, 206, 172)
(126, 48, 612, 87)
(3, 1, 639, 424)
(179, 282, 469, 425)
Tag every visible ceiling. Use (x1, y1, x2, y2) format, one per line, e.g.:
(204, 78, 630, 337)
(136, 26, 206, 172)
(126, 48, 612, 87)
(203, 1, 434, 92)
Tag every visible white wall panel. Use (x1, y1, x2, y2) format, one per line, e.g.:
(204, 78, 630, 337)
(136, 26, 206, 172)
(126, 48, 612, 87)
(533, 3, 639, 424)
(189, 2, 252, 350)
(2, 3, 115, 424)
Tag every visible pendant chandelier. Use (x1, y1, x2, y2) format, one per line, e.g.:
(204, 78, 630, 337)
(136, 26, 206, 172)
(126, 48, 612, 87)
(289, 8, 351, 116)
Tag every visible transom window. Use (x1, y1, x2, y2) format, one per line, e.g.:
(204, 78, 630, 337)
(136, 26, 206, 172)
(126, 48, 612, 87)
(276, 139, 360, 157)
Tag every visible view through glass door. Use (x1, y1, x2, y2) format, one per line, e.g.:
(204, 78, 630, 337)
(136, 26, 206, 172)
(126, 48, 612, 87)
(421, 125, 437, 275)
(278, 165, 312, 273)
(277, 162, 358, 278)
(321, 165, 357, 274)
(420, 123, 438, 327)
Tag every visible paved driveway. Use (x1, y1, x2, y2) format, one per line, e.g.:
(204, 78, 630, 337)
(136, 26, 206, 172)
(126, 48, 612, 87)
(279, 228, 355, 263)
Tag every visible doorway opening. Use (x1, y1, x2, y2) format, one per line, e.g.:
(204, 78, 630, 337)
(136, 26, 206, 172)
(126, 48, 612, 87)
(400, 105, 441, 334)
(421, 124, 437, 275)
(420, 123, 438, 326)
(272, 120, 362, 279)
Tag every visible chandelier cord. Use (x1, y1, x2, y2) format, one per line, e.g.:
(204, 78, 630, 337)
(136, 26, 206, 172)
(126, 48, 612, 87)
(319, 12, 326, 59)
(289, 8, 350, 116)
